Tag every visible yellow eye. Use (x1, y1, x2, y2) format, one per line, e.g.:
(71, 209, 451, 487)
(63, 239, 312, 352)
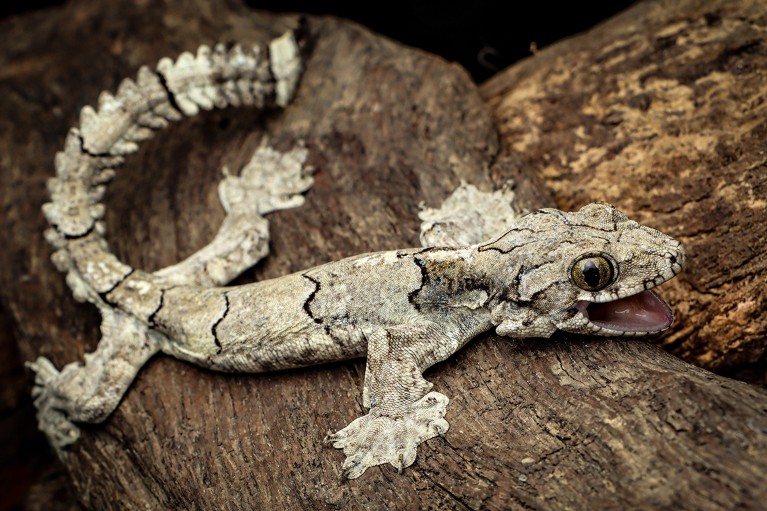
(571, 255, 615, 291)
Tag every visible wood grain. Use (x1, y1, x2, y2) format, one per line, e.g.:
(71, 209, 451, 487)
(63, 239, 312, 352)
(481, 0, 767, 385)
(1, 1, 765, 509)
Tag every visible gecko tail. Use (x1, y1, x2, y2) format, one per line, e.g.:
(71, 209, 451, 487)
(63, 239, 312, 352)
(42, 30, 306, 305)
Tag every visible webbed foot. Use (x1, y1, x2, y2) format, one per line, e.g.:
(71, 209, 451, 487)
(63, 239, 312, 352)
(27, 357, 81, 448)
(218, 140, 313, 216)
(325, 391, 449, 479)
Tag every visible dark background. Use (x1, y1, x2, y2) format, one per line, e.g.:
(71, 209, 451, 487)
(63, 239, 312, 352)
(1, 1, 637, 82)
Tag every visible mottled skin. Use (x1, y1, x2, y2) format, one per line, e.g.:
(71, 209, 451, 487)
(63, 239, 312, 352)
(29, 30, 686, 478)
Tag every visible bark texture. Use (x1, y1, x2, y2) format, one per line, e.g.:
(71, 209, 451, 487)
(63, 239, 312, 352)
(1, 1, 766, 510)
(481, 0, 767, 384)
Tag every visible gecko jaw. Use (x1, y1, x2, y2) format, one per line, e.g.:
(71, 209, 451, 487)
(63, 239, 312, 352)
(573, 289, 674, 335)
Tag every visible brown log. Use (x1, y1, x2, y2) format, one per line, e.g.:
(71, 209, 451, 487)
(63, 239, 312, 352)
(481, 0, 767, 385)
(1, 1, 765, 510)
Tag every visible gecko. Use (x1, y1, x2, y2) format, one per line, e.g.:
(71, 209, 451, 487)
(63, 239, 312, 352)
(29, 28, 686, 479)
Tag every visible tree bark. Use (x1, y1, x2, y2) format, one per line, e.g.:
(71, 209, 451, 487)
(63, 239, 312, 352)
(481, 0, 767, 385)
(1, 1, 765, 510)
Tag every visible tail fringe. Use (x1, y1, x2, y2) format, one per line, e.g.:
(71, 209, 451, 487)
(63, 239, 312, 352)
(42, 30, 305, 304)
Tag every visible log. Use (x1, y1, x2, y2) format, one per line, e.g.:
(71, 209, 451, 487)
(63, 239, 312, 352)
(1, 1, 765, 509)
(481, 0, 767, 384)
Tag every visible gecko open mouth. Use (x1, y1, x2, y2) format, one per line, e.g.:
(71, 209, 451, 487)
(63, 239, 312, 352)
(574, 290, 673, 333)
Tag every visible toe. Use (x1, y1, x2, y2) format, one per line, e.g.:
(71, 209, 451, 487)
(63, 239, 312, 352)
(429, 418, 449, 435)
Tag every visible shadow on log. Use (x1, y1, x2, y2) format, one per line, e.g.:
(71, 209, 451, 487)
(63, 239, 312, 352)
(0, 1, 765, 509)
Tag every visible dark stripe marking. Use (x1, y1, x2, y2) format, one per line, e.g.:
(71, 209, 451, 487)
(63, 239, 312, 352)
(211, 292, 229, 354)
(147, 288, 167, 328)
(97, 268, 135, 306)
(302, 274, 323, 324)
(154, 70, 184, 116)
(477, 228, 536, 254)
(59, 223, 95, 240)
(76, 131, 113, 158)
(407, 257, 429, 311)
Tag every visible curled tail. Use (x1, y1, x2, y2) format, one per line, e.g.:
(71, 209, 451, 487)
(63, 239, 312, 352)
(42, 30, 305, 305)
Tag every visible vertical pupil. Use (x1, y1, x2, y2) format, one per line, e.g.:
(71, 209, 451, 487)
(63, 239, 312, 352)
(582, 260, 601, 288)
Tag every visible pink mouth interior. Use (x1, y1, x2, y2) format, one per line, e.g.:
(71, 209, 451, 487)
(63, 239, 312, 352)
(577, 290, 673, 333)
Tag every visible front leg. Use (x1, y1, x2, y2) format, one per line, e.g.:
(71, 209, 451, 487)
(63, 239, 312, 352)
(325, 323, 460, 479)
(419, 181, 521, 248)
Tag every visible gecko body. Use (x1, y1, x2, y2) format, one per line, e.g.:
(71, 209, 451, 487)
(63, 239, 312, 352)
(30, 29, 686, 478)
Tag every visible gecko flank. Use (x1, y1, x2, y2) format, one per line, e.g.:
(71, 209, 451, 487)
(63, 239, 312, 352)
(29, 28, 686, 479)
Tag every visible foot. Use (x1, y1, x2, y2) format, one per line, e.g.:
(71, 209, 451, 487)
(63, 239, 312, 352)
(325, 391, 450, 479)
(27, 357, 81, 448)
(218, 140, 313, 216)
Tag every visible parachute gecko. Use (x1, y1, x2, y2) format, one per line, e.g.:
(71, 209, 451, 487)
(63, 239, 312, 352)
(29, 29, 686, 479)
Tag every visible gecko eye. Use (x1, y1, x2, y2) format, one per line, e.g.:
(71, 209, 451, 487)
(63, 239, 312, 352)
(571, 255, 615, 291)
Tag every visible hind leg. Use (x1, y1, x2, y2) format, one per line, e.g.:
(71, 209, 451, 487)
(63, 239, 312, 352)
(153, 140, 312, 287)
(28, 309, 160, 449)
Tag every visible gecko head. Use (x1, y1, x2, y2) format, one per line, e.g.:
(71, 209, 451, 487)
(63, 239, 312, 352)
(486, 202, 686, 338)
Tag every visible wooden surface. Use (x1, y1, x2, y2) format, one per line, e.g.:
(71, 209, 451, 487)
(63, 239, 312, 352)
(1, 1, 766, 510)
(481, 0, 767, 385)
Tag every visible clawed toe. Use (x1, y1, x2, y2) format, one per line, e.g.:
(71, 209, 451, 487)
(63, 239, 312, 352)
(342, 457, 367, 480)
(327, 392, 450, 478)
(27, 356, 60, 384)
(24, 357, 83, 448)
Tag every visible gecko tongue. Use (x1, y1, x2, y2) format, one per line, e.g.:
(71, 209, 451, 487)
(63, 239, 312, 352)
(582, 290, 673, 333)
